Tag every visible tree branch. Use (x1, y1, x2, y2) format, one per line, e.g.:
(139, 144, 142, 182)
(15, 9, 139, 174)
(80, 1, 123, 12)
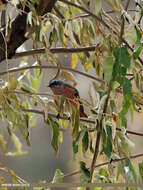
(0, 65, 104, 83)
(20, 107, 143, 137)
(64, 153, 143, 178)
(12, 45, 99, 59)
(89, 80, 113, 183)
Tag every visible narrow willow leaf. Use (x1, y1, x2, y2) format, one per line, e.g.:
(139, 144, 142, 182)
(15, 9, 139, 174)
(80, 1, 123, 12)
(103, 56, 114, 83)
(72, 111, 80, 139)
(52, 169, 64, 183)
(119, 95, 132, 118)
(112, 81, 120, 89)
(85, 53, 95, 71)
(125, 24, 137, 46)
(29, 70, 42, 92)
(82, 131, 89, 153)
(139, 162, 143, 182)
(90, 0, 102, 15)
(72, 53, 78, 69)
(113, 47, 130, 81)
(0, 134, 6, 152)
(49, 118, 59, 155)
(133, 42, 143, 60)
(8, 169, 26, 184)
(7, 133, 27, 156)
(72, 140, 78, 155)
(17, 113, 30, 146)
(21, 82, 36, 93)
(7, 76, 18, 90)
(123, 78, 132, 96)
(62, 70, 77, 86)
(11, 133, 22, 154)
(27, 11, 33, 26)
(80, 161, 90, 182)
(102, 125, 112, 158)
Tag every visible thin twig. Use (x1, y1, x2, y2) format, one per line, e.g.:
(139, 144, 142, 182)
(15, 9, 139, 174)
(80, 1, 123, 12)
(7, 90, 55, 98)
(119, 0, 130, 45)
(64, 153, 143, 178)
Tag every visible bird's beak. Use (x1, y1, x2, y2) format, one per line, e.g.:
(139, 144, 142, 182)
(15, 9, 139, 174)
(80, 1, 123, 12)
(47, 84, 50, 88)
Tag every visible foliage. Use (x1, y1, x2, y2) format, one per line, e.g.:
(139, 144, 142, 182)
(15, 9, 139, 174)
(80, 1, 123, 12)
(0, 0, 143, 189)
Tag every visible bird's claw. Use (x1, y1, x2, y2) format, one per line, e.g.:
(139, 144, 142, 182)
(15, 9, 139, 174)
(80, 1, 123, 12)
(56, 113, 60, 119)
(110, 158, 114, 164)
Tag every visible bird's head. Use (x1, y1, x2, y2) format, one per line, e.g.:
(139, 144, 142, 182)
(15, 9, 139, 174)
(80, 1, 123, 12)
(48, 80, 64, 88)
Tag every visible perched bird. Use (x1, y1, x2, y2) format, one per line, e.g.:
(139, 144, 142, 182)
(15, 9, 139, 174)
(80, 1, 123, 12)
(48, 79, 87, 118)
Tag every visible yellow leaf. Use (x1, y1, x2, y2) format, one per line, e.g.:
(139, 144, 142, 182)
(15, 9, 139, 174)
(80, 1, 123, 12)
(72, 53, 78, 69)
(59, 131, 63, 143)
(62, 70, 77, 86)
(7, 76, 18, 90)
(43, 21, 51, 33)
(63, 35, 67, 45)
(85, 62, 92, 71)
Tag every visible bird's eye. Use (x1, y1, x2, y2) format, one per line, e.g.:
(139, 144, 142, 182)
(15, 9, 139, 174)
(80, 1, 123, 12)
(74, 91, 79, 97)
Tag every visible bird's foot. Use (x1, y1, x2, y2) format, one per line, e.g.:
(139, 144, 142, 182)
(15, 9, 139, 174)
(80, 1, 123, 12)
(56, 113, 60, 119)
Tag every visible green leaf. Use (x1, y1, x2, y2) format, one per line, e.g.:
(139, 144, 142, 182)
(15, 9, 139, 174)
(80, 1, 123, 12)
(125, 24, 137, 46)
(72, 131, 82, 157)
(29, 72, 42, 92)
(72, 111, 80, 139)
(136, 28, 142, 42)
(139, 162, 143, 182)
(110, 99, 115, 112)
(123, 78, 132, 96)
(80, 161, 90, 182)
(102, 125, 112, 158)
(112, 81, 120, 89)
(8, 169, 26, 184)
(82, 131, 89, 153)
(133, 42, 143, 60)
(52, 169, 64, 183)
(112, 47, 130, 81)
(85, 53, 95, 72)
(19, 113, 30, 146)
(7, 76, 18, 90)
(119, 95, 132, 117)
(21, 82, 36, 93)
(103, 56, 114, 83)
(49, 118, 59, 155)
(7, 133, 27, 156)
(72, 140, 78, 155)
(90, 0, 102, 15)
(0, 134, 6, 152)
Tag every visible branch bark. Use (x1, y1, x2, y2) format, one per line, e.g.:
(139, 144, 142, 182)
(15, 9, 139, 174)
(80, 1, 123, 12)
(12, 45, 99, 59)
(0, 0, 57, 62)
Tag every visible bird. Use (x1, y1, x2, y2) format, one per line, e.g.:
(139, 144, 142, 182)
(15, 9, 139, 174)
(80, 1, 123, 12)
(48, 79, 87, 118)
